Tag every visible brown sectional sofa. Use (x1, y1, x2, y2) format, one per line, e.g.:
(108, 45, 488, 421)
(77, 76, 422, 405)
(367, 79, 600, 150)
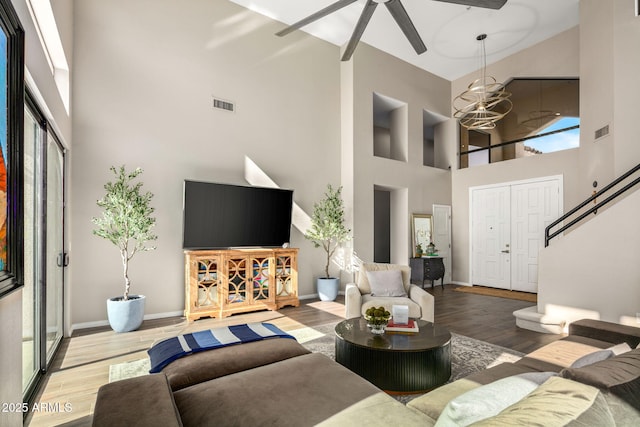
(93, 319, 640, 426)
(408, 319, 640, 425)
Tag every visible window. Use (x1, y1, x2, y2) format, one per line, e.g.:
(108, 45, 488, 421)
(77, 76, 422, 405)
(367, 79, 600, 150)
(459, 78, 579, 168)
(0, 0, 25, 299)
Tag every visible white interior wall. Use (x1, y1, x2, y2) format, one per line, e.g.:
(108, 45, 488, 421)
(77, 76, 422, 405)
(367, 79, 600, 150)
(390, 106, 408, 162)
(0, 291, 22, 426)
(449, 27, 580, 284)
(70, 0, 341, 326)
(613, 0, 640, 174)
(578, 0, 615, 199)
(533, 0, 640, 325)
(373, 126, 391, 159)
(538, 189, 640, 326)
(452, 149, 580, 285)
(343, 43, 453, 265)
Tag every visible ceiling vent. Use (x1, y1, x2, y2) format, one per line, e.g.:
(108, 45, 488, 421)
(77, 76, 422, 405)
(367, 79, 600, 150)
(594, 124, 609, 141)
(212, 97, 235, 113)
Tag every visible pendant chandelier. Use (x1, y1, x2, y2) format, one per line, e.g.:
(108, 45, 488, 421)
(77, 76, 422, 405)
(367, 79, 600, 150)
(453, 34, 512, 130)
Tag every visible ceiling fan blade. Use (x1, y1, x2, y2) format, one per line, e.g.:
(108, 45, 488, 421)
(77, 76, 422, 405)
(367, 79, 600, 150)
(385, 0, 427, 55)
(276, 0, 359, 37)
(432, 0, 507, 10)
(341, 0, 378, 61)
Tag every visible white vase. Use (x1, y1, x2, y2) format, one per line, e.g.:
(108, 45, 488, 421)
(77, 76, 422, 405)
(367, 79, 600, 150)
(317, 278, 339, 301)
(106, 295, 146, 333)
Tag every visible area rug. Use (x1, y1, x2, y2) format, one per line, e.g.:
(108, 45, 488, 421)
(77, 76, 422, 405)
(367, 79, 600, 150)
(454, 285, 537, 303)
(109, 323, 524, 404)
(288, 323, 523, 404)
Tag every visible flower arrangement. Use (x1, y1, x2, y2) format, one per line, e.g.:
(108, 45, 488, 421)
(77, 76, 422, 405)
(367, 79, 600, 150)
(364, 306, 391, 326)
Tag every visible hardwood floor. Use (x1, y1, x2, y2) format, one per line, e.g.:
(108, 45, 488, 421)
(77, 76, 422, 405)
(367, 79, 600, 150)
(25, 285, 563, 426)
(431, 285, 563, 353)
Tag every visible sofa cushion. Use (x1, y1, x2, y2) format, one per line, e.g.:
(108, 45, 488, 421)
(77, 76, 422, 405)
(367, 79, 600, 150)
(472, 377, 615, 426)
(357, 263, 410, 294)
(317, 392, 433, 427)
(570, 319, 640, 348)
(173, 353, 390, 427)
(570, 349, 614, 368)
(433, 373, 552, 426)
(366, 269, 407, 297)
(560, 348, 640, 409)
(408, 378, 481, 422)
(93, 373, 183, 427)
(465, 362, 538, 385)
(163, 338, 310, 391)
(610, 342, 632, 355)
(524, 339, 607, 369)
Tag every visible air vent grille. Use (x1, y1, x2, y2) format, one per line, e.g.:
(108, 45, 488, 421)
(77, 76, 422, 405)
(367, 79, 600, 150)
(213, 97, 235, 112)
(595, 124, 609, 140)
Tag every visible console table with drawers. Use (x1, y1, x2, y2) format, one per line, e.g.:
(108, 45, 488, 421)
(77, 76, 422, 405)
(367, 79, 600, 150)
(410, 256, 445, 288)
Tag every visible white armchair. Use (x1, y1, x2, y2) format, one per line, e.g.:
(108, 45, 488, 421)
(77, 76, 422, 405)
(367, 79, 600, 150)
(345, 262, 435, 322)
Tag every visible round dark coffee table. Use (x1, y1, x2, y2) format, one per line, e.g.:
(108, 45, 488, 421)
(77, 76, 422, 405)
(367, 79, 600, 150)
(334, 318, 451, 393)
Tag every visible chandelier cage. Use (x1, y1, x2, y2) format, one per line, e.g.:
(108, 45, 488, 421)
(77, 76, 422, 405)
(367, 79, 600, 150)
(454, 34, 512, 130)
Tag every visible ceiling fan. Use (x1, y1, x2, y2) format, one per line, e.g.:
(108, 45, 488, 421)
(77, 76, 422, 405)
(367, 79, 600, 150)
(275, 0, 508, 61)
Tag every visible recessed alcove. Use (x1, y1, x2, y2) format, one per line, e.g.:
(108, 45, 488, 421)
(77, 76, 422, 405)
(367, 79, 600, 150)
(422, 110, 449, 170)
(373, 92, 408, 162)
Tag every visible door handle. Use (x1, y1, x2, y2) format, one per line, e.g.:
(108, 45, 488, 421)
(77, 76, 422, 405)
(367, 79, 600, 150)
(57, 253, 70, 267)
(501, 250, 510, 253)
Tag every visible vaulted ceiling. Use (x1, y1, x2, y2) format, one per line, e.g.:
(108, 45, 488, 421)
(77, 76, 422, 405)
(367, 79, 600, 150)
(229, 0, 579, 80)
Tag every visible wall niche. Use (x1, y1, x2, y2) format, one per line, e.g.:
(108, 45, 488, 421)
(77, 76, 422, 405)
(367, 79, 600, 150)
(373, 92, 407, 162)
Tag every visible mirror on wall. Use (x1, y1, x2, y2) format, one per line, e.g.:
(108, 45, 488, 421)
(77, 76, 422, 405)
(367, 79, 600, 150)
(411, 214, 432, 257)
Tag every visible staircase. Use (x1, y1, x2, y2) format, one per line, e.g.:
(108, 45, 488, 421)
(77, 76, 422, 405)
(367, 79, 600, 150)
(514, 163, 640, 333)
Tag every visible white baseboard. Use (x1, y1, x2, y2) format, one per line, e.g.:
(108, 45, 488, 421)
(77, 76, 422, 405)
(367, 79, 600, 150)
(70, 293, 347, 334)
(299, 290, 345, 300)
(71, 310, 184, 333)
(450, 281, 470, 286)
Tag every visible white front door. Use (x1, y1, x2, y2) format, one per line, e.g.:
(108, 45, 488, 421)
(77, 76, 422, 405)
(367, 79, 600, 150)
(471, 176, 562, 292)
(432, 204, 452, 285)
(510, 179, 560, 292)
(472, 186, 511, 290)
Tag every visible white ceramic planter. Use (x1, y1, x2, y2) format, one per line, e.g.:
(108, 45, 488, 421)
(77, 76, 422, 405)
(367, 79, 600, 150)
(317, 278, 339, 301)
(106, 295, 146, 333)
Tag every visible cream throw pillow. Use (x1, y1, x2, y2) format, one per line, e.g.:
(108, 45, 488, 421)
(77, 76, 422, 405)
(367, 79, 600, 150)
(434, 375, 545, 427)
(366, 270, 407, 297)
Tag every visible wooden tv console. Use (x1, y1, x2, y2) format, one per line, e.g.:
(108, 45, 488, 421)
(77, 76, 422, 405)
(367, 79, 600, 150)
(184, 248, 299, 321)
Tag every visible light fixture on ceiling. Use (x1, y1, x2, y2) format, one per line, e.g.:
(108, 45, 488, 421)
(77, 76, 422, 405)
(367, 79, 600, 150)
(453, 34, 512, 130)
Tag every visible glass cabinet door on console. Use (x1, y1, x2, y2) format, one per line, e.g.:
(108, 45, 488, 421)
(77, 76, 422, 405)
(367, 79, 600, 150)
(225, 257, 250, 307)
(251, 255, 272, 304)
(197, 258, 221, 308)
(275, 251, 298, 308)
(185, 248, 299, 321)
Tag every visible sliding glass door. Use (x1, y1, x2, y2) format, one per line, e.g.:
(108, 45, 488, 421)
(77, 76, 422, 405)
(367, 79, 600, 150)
(23, 94, 66, 402)
(22, 106, 39, 394)
(45, 133, 64, 359)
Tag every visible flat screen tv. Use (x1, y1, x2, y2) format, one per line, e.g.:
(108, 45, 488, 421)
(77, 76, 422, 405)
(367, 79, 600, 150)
(182, 180, 293, 250)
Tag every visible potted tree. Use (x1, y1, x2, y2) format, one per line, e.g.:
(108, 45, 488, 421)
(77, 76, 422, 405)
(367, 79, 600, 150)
(305, 184, 351, 301)
(92, 166, 157, 332)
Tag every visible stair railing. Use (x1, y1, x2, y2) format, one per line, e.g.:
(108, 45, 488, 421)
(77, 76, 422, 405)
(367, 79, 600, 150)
(545, 163, 640, 247)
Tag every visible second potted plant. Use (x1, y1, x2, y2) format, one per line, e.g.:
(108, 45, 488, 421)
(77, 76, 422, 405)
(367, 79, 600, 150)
(305, 184, 351, 301)
(92, 165, 157, 332)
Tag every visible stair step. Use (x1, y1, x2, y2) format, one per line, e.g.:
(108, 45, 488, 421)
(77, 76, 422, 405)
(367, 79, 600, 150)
(513, 306, 566, 334)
